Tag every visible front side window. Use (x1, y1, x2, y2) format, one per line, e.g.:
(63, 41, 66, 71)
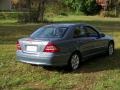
(85, 26, 99, 37)
(31, 26, 67, 38)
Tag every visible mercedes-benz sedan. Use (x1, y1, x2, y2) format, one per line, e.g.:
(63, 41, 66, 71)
(16, 23, 114, 70)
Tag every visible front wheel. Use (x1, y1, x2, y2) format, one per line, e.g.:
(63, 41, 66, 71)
(68, 53, 80, 71)
(108, 42, 114, 56)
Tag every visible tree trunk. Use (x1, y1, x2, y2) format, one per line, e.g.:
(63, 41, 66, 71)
(26, 0, 31, 22)
(37, 0, 46, 22)
(26, 0, 31, 12)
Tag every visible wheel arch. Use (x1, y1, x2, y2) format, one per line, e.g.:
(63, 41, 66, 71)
(67, 50, 82, 70)
(107, 40, 115, 55)
(109, 40, 114, 45)
(68, 50, 82, 62)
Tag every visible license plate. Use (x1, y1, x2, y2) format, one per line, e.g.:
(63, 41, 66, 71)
(26, 46, 37, 52)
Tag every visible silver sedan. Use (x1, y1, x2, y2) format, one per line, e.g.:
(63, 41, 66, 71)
(16, 23, 114, 70)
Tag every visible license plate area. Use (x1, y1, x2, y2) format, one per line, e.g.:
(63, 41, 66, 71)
(26, 45, 37, 52)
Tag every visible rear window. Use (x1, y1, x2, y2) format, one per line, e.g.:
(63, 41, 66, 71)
(30, 26, 68, 38)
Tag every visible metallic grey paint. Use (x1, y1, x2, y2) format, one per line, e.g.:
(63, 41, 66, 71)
(16, 23, 114, 66)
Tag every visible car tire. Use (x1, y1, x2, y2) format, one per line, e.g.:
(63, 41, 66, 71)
(68, 53, 81, 71)
(107, 42, 114, 56)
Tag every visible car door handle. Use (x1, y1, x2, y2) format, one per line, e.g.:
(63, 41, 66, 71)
(76, 40, 86, 44)
(92, 38, 96, 40)
(92, 38, 98, 40)
(76, 41, 80, 43)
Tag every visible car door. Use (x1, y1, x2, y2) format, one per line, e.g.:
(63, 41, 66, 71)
(72, 25, 97, 58)
(84, 25, 106, 55)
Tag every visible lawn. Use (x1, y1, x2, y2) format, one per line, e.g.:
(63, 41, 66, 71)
(0, 15, 120, 90)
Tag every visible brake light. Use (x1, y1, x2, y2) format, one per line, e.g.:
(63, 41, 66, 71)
(16, 41, 21, 50)
(44, 42, 60, 53)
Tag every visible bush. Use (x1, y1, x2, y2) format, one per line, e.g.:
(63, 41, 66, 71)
(0, 12, 20, 19)
(0, 11, 44, 23)
(59, 12, 68, 16)
(18, 12, 30, 23)
(18, 10, 45, 23)
(80, 0, 102, 15)
(100, 11, 119, 17)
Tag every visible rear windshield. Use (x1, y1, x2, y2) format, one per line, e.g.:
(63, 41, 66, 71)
(30, 26, 68, 38)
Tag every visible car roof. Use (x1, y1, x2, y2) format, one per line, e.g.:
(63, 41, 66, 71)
(44, 23, 89, 28)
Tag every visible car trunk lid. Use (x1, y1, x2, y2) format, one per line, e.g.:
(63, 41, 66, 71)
(19, 38, 49, 53)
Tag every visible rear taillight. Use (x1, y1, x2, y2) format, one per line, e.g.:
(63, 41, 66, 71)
(16, 41, 21, 50)
(43, 42, 60, 53)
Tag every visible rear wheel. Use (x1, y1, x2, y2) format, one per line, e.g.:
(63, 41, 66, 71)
(108, 42, 114, 56)
(68, 53, 80, 71)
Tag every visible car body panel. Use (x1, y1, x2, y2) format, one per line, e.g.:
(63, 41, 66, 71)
(16, 50, 71, 66)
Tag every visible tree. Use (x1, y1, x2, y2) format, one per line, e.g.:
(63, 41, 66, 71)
(23, 0, 58, 22)
(37, 0, 46, 22)
(26, 0, 31, 12)
(36, 0, 59, 22)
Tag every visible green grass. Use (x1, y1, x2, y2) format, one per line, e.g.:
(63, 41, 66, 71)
(0, 19, 17, 25)
(49, 15, 120, 22)
(0, 15, 120, 90)
(48, 15, 120, 26)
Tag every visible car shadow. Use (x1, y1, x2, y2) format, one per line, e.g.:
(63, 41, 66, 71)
(75, 49, 120, 73)
(42, 49, 120, 73)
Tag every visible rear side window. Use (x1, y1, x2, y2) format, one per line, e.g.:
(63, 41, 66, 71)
(31, 26, 67, 38)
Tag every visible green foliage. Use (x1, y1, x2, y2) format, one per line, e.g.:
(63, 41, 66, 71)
(62, 0, 81, 14)
(62, 0, 101, 15)
(0, 12, 20, 19)
(59, 12, 68, 16)
(18, 11, 39, 23)
(80, 0, 101, 15)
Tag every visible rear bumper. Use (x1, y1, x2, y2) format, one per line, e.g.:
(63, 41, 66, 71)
(16, 51, 70, 66)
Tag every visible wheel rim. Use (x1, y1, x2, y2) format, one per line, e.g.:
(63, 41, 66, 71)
(71, 54, 80, 70)
(109, 44, 114, 55)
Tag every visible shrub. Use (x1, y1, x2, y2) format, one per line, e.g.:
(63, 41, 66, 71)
(80, 0, 102, 15)
(101, 10, 119, 17)
(18, 10, 44, 23)
(59, 12, 68, 16)
(0, 12, 20, 19)
(18, 12, 30, 23)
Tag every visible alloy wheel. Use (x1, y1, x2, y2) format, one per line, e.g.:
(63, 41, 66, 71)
(70, 54, 80, 70)
(108, 43, 114, 55)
